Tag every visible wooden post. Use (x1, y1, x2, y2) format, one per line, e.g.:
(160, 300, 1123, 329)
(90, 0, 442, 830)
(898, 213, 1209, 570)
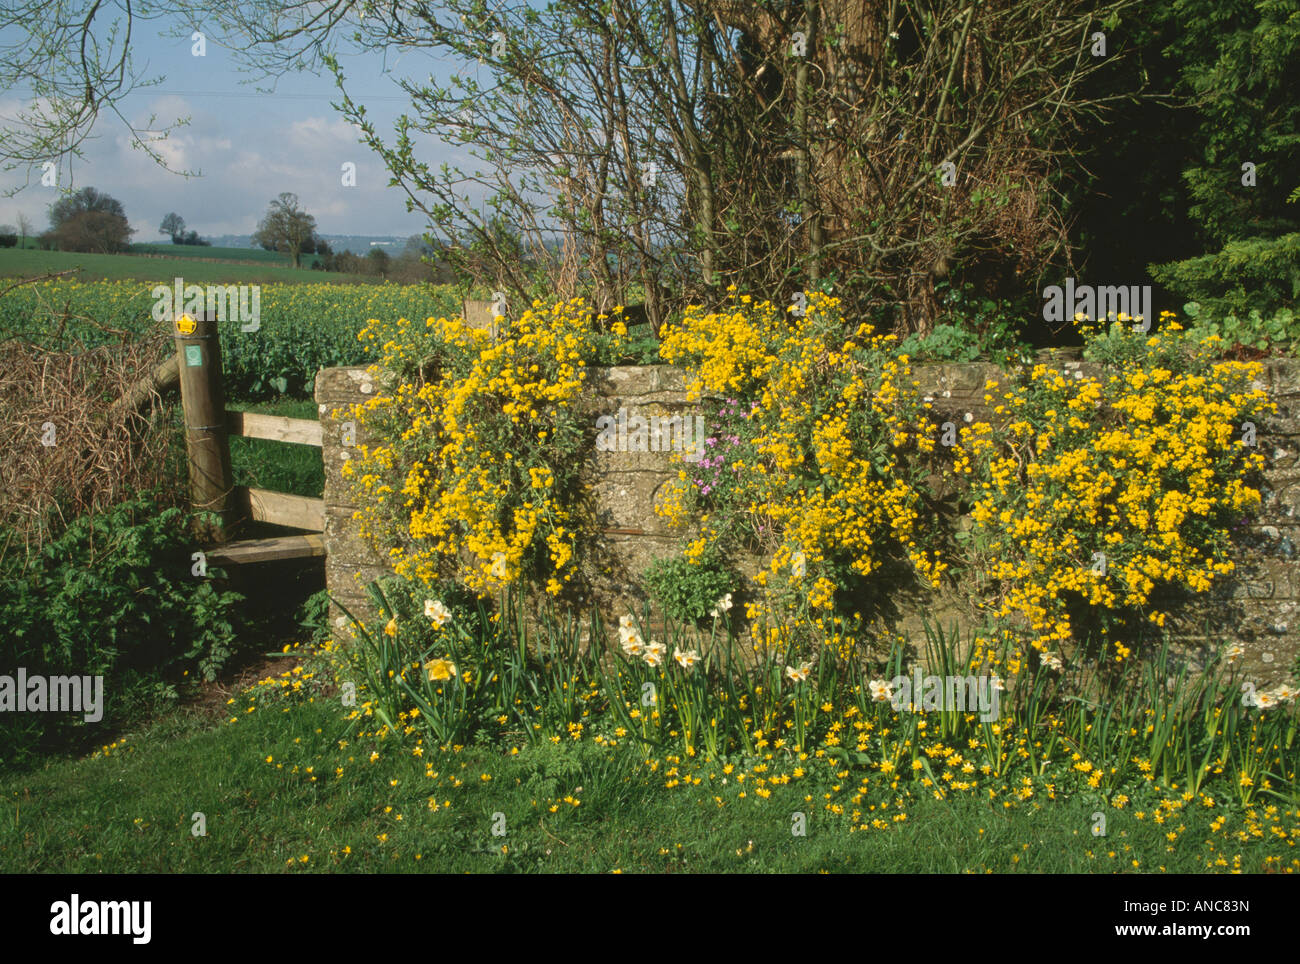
(174, 308, 234, 541)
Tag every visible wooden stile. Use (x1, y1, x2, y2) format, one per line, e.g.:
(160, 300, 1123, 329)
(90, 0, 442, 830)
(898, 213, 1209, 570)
(118, 313, 333, 563)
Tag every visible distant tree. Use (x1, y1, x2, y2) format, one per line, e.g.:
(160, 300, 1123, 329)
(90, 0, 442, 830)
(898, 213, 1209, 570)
(331, 251, 364, 275)
(49, 210, 133, 253)
(160, 212, 186, 242)
(365, 248, 391, 278)
(253, 192, 317, 269)
(47, 186, 132, 253)
(49, 186, 127, 230)
(17, 213, 32, 247)
(403, 234, 434, 259)
(299, 236, 331, 258)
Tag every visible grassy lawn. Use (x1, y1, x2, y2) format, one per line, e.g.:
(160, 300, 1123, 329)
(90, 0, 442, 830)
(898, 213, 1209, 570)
(0, 247, 372, 285)
(2, 650, 1296, 874)
(227, 399, 325, 499)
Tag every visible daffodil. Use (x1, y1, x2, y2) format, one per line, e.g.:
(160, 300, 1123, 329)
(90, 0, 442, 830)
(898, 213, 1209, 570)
(424, 658, 456, 682)
(618, 614, 644, 655)
(673, 647, 700, 670)
(424, 599, 452, 627)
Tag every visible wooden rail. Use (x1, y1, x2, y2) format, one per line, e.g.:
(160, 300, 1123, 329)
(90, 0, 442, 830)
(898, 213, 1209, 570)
(235, 486, 325, 531)
(226, 410, 323, 447)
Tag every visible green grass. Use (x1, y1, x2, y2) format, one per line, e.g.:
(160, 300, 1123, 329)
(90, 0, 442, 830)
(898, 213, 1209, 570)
(2, 668, 1295, 873)
(0, 247, 371, 285)
(227, 399, 325, 499)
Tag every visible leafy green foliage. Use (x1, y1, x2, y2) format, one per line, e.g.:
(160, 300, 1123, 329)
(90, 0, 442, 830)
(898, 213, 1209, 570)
(897, 323, 986, 363)
(1139, 4, 1300, 316)
(1150, 233, 1300, 322)
(0, 495, 245, 768)
(1181, 302, 1299, 352)
(1064, 2, 1300, 319)
(1162, 3, 1300, 249)
(593, 322, 660, 366)
(898, 287, 1032, 364)
(643, 549, 734, 625)
(297, 589, 334, 646)
(217, 283, 463, 400)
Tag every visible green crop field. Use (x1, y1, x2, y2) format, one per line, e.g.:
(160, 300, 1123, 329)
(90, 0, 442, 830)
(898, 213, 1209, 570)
(129, 243, 327, 268)
(0, 247, 366, 285)
(1, 277, 465, 400)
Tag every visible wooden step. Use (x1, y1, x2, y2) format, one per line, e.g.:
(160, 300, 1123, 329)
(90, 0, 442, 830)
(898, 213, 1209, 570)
(205, 533, 325, 565)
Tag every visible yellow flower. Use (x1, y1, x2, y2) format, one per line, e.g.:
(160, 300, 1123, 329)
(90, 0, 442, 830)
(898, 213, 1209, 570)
(424, 658, 456, 681)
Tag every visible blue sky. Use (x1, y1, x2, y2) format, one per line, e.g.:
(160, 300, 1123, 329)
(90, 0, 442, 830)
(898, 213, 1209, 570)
(0, 9, 482, 241)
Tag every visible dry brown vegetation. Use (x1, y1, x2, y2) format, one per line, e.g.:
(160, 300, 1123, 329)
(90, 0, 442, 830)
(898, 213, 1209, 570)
(0, 333, 184, 567)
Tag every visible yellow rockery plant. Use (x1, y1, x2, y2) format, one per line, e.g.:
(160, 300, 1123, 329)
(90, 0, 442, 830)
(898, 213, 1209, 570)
(341, 298, 628, 598)
(657, 288, 952, 660)
(960, 314, 1274, 667)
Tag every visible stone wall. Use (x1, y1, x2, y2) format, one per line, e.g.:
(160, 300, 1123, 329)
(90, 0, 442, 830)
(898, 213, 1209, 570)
(314, 353, 1300, 688)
